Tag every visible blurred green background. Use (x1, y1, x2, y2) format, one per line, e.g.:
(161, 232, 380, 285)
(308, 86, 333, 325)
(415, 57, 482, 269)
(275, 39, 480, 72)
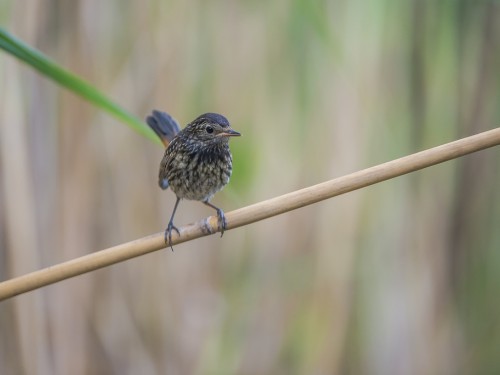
(1, 1, 500, 374)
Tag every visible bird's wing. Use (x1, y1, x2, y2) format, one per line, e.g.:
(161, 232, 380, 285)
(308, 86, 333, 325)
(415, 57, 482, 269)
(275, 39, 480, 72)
(158, 138, 182, 190)
(159, 148, 171, 190)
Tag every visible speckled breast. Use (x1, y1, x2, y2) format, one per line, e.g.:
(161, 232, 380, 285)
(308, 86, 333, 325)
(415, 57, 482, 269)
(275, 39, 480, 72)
(166, 145, 233, 202)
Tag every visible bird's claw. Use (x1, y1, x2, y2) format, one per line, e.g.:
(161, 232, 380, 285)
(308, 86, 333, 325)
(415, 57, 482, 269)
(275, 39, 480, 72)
(164, 222, 180, 251)
(216, 208, 227, 237)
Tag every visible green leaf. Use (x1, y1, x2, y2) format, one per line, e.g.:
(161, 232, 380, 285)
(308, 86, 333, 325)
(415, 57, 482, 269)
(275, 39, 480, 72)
(0, 28, 160, 144)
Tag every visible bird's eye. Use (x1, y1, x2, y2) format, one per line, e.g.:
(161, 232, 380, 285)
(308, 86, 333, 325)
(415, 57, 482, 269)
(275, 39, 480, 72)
(206, 126, 214, 134)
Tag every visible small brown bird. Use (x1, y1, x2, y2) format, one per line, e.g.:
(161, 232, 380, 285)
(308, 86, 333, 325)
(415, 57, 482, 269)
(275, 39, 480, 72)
(146, 110, 241, 249)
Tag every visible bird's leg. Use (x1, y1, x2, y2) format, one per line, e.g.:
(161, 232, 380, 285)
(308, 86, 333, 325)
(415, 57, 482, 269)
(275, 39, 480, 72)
(203, 201, 227, 237)
(165, 197, 181, 251)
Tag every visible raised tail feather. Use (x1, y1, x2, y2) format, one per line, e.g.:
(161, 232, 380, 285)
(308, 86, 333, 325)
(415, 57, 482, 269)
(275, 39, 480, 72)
(146, 110, 181, 147)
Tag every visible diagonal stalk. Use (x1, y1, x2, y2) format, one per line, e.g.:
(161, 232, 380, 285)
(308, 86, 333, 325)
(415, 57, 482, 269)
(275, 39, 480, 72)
(0, 127, 499, 301)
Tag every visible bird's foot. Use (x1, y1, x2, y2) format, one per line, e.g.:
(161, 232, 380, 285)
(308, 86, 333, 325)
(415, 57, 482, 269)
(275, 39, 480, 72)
(215, 208, 227, 237)
(164, 221, 180, 251)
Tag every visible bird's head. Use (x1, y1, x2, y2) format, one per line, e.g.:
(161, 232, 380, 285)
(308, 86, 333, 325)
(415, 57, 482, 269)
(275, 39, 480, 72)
(183, 113, 241, 145)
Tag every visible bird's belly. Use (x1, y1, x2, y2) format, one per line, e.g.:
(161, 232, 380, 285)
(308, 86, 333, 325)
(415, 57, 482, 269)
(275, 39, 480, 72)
(168, 158, 232, 201)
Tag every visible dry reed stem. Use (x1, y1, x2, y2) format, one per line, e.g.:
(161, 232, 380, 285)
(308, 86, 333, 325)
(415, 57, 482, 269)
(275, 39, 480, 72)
(0, 127, 499, 301)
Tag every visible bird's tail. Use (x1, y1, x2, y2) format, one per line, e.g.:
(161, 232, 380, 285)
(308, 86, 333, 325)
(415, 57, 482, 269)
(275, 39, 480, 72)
(146, 110, 181, 147)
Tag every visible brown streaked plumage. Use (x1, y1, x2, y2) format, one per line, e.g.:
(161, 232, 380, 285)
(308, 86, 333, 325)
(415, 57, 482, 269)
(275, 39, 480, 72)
(146, 110, 241, 249)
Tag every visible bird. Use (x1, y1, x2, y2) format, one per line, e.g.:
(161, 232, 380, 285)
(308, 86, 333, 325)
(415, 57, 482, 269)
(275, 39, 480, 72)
(146, 110, 241, 250)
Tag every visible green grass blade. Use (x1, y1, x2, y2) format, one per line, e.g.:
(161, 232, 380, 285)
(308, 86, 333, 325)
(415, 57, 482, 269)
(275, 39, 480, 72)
(0, 28, 160, 144)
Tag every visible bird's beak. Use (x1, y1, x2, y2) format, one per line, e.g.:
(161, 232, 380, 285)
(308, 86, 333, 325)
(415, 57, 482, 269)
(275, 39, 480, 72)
(219, 128, 241, 137)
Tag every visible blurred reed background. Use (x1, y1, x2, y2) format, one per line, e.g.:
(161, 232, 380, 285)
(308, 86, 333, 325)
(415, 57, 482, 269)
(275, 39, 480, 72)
(1, 1, 500, 374)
